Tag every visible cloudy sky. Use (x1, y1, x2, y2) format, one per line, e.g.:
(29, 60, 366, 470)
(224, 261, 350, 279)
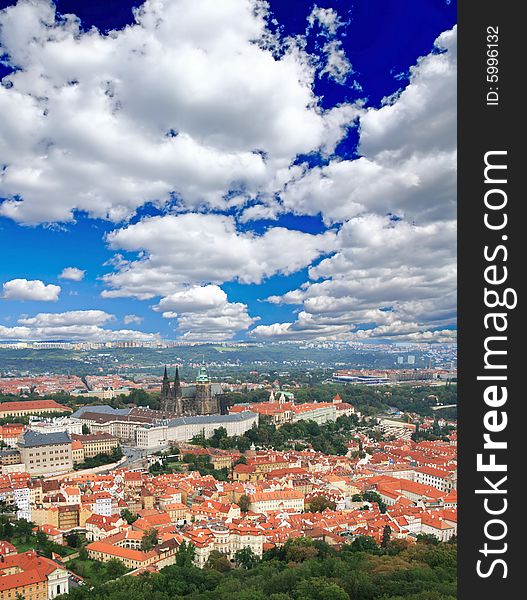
(0, 0, 457, 343)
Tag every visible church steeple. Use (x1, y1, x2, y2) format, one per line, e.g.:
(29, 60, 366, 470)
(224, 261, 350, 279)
(174, 366, 181, 389)
(173, 366, 183, 415)
(196, 365, 210, 383)
(160, 365, 172, 413)
(174, 366, 182, 397)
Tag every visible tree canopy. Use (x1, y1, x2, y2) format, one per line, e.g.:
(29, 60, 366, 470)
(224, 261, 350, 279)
(58, 536, 457, 600)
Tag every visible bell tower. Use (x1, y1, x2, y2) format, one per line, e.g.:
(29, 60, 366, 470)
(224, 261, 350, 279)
(195, 365, 217, 414)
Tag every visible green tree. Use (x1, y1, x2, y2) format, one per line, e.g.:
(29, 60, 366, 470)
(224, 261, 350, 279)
(209, 426, 228, 447)
(81, 424, 90, 434)
(65, 532, 82, 548)
(2, 519, 14, 539)
(0, 500, 16, 513)
(416, 533, 440, 545)
(35, 529, 49, 550)
(125, 388, 151, 407)
(175, 540, 196, 567)
(190, 431, 208, 447)
(111, 445, 123, 461)
(78, 547, 88, 561)
(284, 537, 319, 563)
(120, 508, 138, 524)
(105, 558, 127, 579)
(235, 546, 259, 569)
(140, 528, 159, 551)
(362, 491, 387, 513)
(205, 550, 231, 572)
(350, 535, 379, 554)
(238, 494, 251, 513)
(15, 518, 34, 543)
(236, 436, 251, 453)
(295, 577, 349, 600)
(307, 496, 336, 512)
(381, 525, 391, 549)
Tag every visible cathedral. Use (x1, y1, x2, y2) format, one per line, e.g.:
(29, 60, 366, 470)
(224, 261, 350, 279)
(159, 365, 221, 416)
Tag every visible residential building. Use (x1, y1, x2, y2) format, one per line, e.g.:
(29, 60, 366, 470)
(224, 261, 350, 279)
(184, 522, 264, 568)
(0, 550, 69, 600)
(0, 424, 26, 447)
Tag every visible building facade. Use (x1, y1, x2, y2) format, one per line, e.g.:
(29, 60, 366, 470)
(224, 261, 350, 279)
(0, 400, 71, 419)
(17, 431, 73, 475)
(0, 550, 69, 600)
(160, 366, 220, 416)
(70, 433, 120, 458)
(135, 412, 259, 450)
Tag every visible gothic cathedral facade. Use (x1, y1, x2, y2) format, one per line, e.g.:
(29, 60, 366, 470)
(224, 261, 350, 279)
(159, 366, 219, 416)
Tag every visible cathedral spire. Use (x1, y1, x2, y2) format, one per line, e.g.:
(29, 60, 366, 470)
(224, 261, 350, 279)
(160, 365, 172, 413)
(174, 366, 182, 397)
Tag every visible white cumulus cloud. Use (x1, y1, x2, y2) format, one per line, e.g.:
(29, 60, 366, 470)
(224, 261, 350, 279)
(0, 0, 357, 224)
(0, 309, 160, 341)
(102, 213, 337, 299)
(251, 27, 457, 343)
(59, 267, 85, 281)
(153, 284, 257, 341)
(123, 314, 143, 325)
(2, 278, 61, 301)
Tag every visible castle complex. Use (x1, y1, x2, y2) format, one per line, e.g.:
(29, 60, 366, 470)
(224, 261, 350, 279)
(159, 366, 220, 416)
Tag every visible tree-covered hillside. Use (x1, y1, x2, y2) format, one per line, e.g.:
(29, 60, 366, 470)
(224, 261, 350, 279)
(59, 537, 456, 600)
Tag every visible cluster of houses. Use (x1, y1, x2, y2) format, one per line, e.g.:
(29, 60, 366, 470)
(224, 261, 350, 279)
(1, 432, 457, 597)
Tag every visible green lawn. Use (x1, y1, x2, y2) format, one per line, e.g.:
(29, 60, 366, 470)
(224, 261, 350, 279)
(67, 557, 129, 585)
(11, 536, 77, 557)
(11, 536, 36, 553)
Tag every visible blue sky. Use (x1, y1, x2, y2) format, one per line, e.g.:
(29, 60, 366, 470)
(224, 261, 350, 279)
(0, 0, 457, 343)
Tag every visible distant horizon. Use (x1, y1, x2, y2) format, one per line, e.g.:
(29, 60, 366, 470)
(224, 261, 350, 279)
(0, 338, 457, 347)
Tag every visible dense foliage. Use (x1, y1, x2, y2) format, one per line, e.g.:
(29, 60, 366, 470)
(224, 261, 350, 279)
(58, 537, 457, 600)
(0, 516, 74, 558)
(190, 416, 362, 455)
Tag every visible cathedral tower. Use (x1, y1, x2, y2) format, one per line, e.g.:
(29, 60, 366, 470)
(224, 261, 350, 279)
(160, 366, 174, 414)
(173, 366, 183, 415)
(194, 366, 218, 415)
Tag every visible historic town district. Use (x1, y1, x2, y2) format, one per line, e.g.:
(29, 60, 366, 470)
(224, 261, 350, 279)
(0, 368, 457, 599)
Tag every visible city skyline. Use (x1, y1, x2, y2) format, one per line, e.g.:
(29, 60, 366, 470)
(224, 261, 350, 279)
(0, 0, 457, 344)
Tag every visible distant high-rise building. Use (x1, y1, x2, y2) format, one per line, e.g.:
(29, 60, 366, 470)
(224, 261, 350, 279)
(407, 355, 416, 365)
